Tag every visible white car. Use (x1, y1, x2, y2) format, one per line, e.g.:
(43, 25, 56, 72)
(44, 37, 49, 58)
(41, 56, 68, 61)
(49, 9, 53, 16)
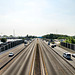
(72, 54, 75, 57)
(9, 52, 14, 57)
(63, 52, 71, 59)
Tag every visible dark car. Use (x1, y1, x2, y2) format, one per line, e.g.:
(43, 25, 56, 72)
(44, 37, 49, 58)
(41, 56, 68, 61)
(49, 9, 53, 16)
(51, 45, 55, 48)
(48, 42, 50, 45)
(72, 54, 75, 57)
(54, 44, 56, 47)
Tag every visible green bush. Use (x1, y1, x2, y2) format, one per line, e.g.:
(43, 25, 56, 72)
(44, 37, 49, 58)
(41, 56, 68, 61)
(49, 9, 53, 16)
(65, 37, 75, 44)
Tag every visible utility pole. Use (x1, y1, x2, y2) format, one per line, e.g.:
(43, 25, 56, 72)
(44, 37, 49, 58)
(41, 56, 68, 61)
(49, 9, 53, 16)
(13, 29, 15, 37)
(1, 33, 2, 36)
(56, 29, 58, 34)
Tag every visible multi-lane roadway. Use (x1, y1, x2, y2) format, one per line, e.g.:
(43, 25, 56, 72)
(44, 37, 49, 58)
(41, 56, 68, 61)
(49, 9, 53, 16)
(39, 39, 75, 75)
(0, 39, 75, 75)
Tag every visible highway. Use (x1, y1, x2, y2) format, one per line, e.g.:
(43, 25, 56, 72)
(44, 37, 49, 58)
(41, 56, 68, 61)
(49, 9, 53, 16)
(39, 39, 75, 75)
(53, 46, 75, 67)
(0, 39, 37, 75)
(0, 44, 25, 68)
(0, 39, 75, 75)
(44, 40, 75, 67)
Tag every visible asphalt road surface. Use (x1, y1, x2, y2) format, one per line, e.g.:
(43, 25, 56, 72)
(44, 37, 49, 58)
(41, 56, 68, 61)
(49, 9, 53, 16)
(0, 39, 75, 75)
(39, 39, 75, 75)
(0, 40, 37, 75)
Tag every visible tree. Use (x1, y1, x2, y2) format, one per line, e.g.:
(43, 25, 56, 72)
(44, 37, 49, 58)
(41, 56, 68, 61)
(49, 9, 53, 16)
(1, 38, 7, 42)
(42, 33, 69, 39)
(70, 37, 75, 44)
(9, 35, 13, 37)
(3, 35, 8, 37)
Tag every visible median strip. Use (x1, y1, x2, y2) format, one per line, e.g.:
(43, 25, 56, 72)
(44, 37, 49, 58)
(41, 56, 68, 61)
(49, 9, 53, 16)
(39, 45, 48, 75)
(33, 43, 41, 75)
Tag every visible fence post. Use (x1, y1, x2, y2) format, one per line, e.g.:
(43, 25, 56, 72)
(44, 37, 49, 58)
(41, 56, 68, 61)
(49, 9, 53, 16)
(4, 46, 5, 51)
(74, 44, 75, 51)
(0, 47, 1, 52)
(67, 43, 68, 48)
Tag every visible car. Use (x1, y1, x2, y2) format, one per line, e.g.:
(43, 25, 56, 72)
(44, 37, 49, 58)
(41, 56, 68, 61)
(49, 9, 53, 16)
(24, 44, 27, 46)
(24, 40, 28, 44)
(9, 52, 14, 57)
(53, 44, 56, 47)
(72, 54, 75, 57)
(63, 52, 71, 59)
(48, 42, 50, 45)
(51, 45, 55, 48)
(29, 41, 31, 43)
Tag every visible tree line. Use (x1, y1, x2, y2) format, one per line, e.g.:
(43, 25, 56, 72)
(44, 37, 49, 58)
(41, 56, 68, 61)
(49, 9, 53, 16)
(42, 34, 68, 39)
(42, 33, 75, 44)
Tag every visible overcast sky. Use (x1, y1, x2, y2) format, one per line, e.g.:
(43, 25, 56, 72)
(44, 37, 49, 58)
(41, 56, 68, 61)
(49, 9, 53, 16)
(0, 0, 75, 36)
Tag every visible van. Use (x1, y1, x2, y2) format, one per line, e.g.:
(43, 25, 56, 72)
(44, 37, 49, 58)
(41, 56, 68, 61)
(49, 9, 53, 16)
(63, 52, 71, 59)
